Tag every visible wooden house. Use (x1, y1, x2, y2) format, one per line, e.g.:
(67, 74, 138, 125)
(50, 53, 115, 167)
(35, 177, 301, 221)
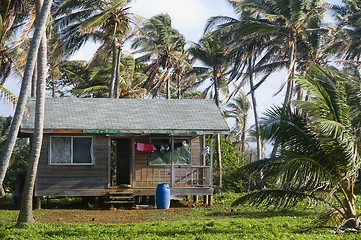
(20, 98, 229, 206)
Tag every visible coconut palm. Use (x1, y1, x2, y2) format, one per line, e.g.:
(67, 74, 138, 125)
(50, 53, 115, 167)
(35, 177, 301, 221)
(0, 0, 33, 105)
(207, 0, 328, 157)
(212, 0, 328, 105)
(189, 33, 232, 188)
(329, 0, 361, 62)
(56, 0, 134, 98)
(18, 0, 49, 224)
(225, 92, 251, 154)
(131, 13, 186, 99)
(233, 65, 361, 230)
(0, 0, 52, 198)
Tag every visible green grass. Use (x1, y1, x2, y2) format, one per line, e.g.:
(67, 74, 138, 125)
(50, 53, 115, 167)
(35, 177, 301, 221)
(0, 193, 360, 239)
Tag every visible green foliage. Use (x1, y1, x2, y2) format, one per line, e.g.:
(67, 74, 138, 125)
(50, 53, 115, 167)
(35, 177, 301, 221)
(3, 139, 29, 192)
(208, 135, 244, 173)
(234, 65, 361, 229)
(0, 116, 30, 192)
(206, 135, 248, 191)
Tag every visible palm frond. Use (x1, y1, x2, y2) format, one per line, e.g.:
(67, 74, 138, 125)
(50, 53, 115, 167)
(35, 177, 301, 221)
(231, 190, 309, 209)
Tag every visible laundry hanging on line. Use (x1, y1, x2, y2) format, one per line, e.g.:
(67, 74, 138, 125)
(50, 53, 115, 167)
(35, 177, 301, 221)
(135, 143, 154, 152)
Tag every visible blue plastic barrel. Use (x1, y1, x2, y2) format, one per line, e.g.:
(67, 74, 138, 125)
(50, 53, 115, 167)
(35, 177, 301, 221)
(156, 183, 170, 209)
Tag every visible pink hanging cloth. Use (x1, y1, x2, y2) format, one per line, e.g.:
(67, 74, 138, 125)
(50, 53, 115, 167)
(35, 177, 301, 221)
(136, 143, 146, 151)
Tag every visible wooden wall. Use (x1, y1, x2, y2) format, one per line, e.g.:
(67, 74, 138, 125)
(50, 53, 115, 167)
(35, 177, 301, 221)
(35, 134, 109, 197)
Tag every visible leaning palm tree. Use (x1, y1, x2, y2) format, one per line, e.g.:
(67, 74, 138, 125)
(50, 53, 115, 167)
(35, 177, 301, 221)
(18, 0, 50, 224)
(131, 13, 186, 99)
(56, 0, 134, 98)
(0, 0, 52, 201)
(233, 65, 361, 230)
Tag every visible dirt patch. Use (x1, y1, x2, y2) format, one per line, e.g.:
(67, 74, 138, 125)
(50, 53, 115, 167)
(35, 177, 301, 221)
(35, 208, 191, 224)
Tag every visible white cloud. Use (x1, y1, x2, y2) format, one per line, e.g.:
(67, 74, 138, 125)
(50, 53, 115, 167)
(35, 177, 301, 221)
(130, 0, 214, 42)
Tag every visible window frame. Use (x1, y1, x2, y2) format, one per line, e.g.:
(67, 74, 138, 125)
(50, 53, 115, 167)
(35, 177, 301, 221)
(49, 136, 94, 165)
(149, 137, 191, 166)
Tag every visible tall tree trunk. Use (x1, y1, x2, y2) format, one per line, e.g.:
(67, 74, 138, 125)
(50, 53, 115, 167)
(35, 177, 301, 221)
(51, 77, 56, 97)
(215, 134, 222, 188)
(213, 73, 222, 188)
(30, 0, 41, 98)
(271, 41, 297, 157)
(114, 46, 122, 99)
(241, 116, 246, 154)
(249, 57, 262, 160)
(165, 68, 172, 99)
(283, 41, 296, 106)
(0, 0, 52, 196)
(18, 28, 47, 224)
(177, 75, 181, 99)
(109, 39, 117, 98)
(31, 65, 37, 97)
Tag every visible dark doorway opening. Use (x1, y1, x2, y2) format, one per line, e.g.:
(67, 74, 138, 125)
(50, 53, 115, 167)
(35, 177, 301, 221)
(111, 139, 131, 186)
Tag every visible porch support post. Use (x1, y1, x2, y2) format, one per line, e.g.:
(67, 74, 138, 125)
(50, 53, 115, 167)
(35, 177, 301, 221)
(202, 135, 206, 166)
(209, 135, 213, 187)
(107, 137, 111, 187)
(131, 136, 136, 187)
(171, 136, 175, 187)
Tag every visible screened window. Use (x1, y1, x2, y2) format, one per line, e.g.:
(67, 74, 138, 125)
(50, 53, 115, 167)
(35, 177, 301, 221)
(150, 138, 190, 165)
(50, 137, 93, 164)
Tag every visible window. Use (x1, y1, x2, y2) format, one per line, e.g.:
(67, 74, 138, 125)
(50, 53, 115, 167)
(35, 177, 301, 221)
(50, 137, 93, 164)
(150, 138, 190, 165)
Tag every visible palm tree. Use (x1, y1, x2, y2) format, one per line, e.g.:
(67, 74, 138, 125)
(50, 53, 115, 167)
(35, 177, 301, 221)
(207, 0, 328, 157)
(0, 0, 52, 198)
(213, 0, 328, 104)
(56, 0, 134, 98)
(131, 13, 186, 99)
(68, 51, 147, 98)
(0, 0, 32, 105)
(328, 0, 361, 62)
(225, 92, 251, 155)
(18, 3, 49, 224)
(233, 65, 361, 230)
(189, 33, 232, 188)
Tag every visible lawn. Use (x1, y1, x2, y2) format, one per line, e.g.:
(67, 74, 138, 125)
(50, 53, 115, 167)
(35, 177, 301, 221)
(0, 193, 360, 239)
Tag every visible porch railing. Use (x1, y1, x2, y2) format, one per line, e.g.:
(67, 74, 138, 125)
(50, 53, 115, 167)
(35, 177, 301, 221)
(134, 165, 211, 187)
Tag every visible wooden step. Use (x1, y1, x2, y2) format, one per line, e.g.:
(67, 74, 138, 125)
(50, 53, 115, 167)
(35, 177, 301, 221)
(110, 196, 134, 200)
(104, 200, 135, 204)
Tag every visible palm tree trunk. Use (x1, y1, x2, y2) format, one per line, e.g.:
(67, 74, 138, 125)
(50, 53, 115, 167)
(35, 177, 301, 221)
(213, 74, 222, 188)
(165, 67, 172, 99)
(272, 41, 297, 157)
(114, 46, 122, 98)
(30, 0, 41, 99)
(31, 65, 37, 97)
(283, 41, 297, 106)
(215, 134, 222, 188)
(109, 39, 117, 98)
(17, 29, 47, 224)
(0, 0, 52, 196)
(51, 77, 56, 97)
(177, 75, 181, 99)
(249, 57, 262, 160)
(241, 116, 246, 154)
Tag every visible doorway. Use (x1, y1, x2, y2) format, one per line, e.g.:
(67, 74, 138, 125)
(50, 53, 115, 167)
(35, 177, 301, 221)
(111, 139, 131, 186)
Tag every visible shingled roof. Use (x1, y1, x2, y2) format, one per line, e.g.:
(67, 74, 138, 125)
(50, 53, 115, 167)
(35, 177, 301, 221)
(21, 98, 229, 135)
